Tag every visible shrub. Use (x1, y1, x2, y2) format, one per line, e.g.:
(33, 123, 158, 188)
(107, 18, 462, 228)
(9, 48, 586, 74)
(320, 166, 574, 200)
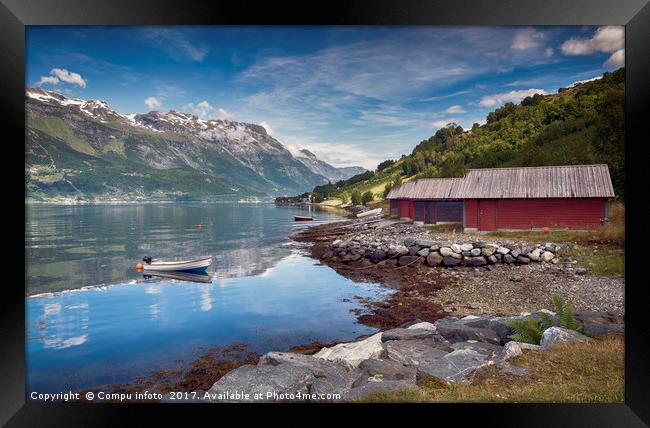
(361, 190, 374, 205)
(506, 294, 582, 344)
(351, 190, 361, 205)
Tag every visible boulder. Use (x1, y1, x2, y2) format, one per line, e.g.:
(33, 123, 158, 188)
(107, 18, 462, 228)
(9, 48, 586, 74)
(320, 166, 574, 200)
(464, 318, 515, 344)
(488, 255, 499, 264)
(403, 237, 416, 247)
(461, 257, 473, 266)
(439, 247, 454, 257)
(451, 244, 462, 254)
(314, 332, 384, 368)
(510, 248, 521, 258)
(416, 348, 490, 382)
(407, 321, 437, 331)
(541, 251, 554, 262)
(460, 243, 474, 252)
(355, 358, 418, 385)
(470, 248, 482, 257)
(496, 246, 510, 255)
(574, 311, 624, 337)
(498, 341, 542, 360)
(398, 255, 421, 267)
(388, 245, 409, 257)
(503, 254, 516, 264)
(443, 256, 462, 266)
(417, 247, 430, 257)
(385, 339, 450, 367)
(416, 239, 434, 248)
(207, 364, 314, 402)
(260, 352, 347, 377)
(381, 328, 438, 342)
(471, 256, 487, 266)
(449, 341, 503, 358)
(370, 249, 387, 263)
(426, 252, 444, 267)
(517, 256, 530, 264)
(472, 241, 485, 248)
(408, 246, 420, 256)
(436, 323, 501, 345)
(528, 248, 541, 261)
(540, 327, 590, 349)
(482, 245, 499, 256)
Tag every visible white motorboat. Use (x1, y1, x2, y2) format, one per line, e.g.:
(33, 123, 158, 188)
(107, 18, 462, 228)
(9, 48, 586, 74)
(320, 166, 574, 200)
(141, 256, 212, 272)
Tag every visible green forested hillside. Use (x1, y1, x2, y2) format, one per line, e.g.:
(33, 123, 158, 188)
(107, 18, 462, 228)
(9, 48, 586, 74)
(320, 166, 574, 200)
(311, 68, 625, 202)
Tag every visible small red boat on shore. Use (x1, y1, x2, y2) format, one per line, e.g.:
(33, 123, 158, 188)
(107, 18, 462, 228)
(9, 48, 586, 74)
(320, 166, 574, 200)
(294, 215, 314, 221)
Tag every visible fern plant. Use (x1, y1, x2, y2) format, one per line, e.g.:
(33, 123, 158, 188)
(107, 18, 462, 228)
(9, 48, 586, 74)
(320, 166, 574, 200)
(506, 294, 583, 345)
(552, 294, 583, 332)
(506, 317, 546, 345)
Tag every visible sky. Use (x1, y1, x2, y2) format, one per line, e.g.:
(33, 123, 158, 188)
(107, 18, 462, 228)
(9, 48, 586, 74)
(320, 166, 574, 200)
(26, 26, 624, 170)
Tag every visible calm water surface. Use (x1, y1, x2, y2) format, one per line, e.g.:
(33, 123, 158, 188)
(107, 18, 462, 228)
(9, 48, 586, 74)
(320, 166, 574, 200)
(26, 203, 390, 393)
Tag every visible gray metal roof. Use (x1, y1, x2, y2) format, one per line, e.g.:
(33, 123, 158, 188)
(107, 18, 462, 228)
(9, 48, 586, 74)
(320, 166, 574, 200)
(386, 164, 615, 199)
(386, 178, 463, 199)
(457, 164, 615, 198)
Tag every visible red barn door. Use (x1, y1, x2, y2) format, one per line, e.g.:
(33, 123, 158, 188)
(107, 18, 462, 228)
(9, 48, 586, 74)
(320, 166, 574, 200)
(400, 200, 409, 218)
(479, 199, 497, 231)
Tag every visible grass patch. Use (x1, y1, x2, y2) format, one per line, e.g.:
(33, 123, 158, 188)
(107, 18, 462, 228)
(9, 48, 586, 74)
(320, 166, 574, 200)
(425, 223, 463, 233)
(570, 244, 624, 276)
(354, 335, 624, 403)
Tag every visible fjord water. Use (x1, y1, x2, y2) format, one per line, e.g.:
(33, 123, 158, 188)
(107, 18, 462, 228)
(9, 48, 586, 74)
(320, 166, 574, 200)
(26, 203, 388, 393)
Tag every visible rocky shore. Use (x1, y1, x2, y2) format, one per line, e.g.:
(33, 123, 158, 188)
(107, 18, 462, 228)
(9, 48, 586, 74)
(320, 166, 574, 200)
(295, 220, 625, 318)
(167, 310, 623, 402)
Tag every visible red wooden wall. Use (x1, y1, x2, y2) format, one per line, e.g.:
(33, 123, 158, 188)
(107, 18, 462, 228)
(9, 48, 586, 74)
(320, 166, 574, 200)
(464, 198, 606, 230)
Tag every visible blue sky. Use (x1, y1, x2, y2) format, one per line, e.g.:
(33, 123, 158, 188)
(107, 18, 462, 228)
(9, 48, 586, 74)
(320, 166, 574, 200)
(26, 26, 624, 169)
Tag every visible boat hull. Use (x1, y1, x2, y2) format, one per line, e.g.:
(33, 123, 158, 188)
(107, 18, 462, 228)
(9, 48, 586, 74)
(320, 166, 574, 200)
(142, 257, 212, 272)
(294, 216, 313, 221)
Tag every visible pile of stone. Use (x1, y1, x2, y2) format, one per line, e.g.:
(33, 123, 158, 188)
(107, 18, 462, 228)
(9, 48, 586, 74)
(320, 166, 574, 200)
(323, 236, 565, 268)
(194, 310, 620, 403)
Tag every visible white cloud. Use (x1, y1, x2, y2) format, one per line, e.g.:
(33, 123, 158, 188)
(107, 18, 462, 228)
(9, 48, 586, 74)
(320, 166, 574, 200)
(36, 75, 60, 86)
(570, 75, 603, 87)
(511, 27, 546, 50)
(217, 108, 231, 120)
(50, 68, 87, 87)
(432, 119, 461, 129)
(604, 49, 625, 68)
(141, 29, 208, 62)
(544, 47, 555, 58)
(182, 101, 231, 120)
(561, 26, 624, 63)
(259, 121, 273, 135)
(144, 96, 162, 110)
(443, 105, 466, 114)
(479, 88, 547, 107)
(37, 68, 86, 88)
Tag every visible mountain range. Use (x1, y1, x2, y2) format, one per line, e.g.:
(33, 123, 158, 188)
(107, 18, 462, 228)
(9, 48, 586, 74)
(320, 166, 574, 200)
(25, 87, 365, 202)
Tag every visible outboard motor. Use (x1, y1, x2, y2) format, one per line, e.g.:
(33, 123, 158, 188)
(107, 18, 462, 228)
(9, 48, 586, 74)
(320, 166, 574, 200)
(142, 256, 152, 264)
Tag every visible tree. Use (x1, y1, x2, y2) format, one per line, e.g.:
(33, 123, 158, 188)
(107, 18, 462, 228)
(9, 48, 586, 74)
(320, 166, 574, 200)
(383, 182, 393, 198)
(340, 193, 349, 204)
(361, 190, 374, 205)
(393, 175, 402, 186)
(351, 190, 361, 205)
(377, 159, 395, 171)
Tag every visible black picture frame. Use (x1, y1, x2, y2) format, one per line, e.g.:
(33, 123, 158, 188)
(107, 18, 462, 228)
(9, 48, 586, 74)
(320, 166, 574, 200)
(2, 0, 648, 425)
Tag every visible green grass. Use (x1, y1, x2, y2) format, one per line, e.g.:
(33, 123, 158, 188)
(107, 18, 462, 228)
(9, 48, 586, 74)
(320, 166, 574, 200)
(354, 335, 624, 403)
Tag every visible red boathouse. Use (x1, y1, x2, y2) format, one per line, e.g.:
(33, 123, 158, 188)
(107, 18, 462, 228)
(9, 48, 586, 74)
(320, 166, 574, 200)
(387, 164, 615, 231)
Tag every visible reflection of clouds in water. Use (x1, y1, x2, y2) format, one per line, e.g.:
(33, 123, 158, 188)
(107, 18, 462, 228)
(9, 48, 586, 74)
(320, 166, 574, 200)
(211, 245, 292, 280)
(65, 303, 88, 310)
(43, 303, 61, 316)
(145, 285, 162, 295)
(43, 334, 87, 349)
(149, 303, 159, 320)
(37, 298, 90, 350)
(200, 285, 213, 312)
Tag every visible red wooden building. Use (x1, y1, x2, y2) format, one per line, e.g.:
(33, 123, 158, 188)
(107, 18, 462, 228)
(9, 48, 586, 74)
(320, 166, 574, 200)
(387, 178, 464, 224)
(387, 164, 615, 231)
